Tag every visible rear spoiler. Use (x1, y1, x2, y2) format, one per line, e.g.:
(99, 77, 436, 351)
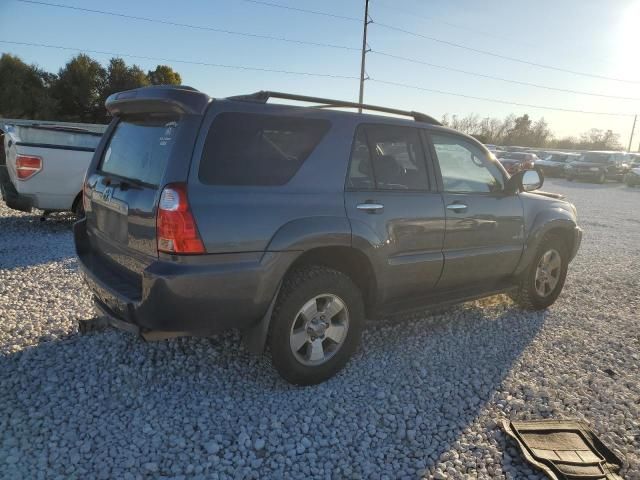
(106, 86, 211, 116)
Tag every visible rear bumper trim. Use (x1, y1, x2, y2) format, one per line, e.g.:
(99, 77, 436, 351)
(74, 218, 295, 336)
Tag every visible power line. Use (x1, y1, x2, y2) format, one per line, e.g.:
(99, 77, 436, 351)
(3, 39, 633, 117)
(15, 0, 359, 51)
(0, 40, 360, 79)
(371, 0, 541, 50)
(371, 22, 640, 84)
(229, 0, 640, 84)
(239, 0, 360, 21)
(369, 79, 636, 117)
(371, 51, 640, 101)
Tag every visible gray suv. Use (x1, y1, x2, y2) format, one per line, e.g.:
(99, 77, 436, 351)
(75, 86, 582, 385)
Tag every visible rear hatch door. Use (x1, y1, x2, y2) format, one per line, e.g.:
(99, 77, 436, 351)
(86, 114, 183, 289)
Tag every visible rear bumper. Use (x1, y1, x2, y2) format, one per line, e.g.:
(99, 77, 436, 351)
(0, 166, 32, 212)
(74, 219, 296, 336)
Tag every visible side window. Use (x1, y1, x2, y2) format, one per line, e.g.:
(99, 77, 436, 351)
(347, 129, 374, 189)
(430, 133, 504, 193)
(199, 113, 330, 186)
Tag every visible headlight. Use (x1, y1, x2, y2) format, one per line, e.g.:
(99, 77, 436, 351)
(589, 167, 600, 171)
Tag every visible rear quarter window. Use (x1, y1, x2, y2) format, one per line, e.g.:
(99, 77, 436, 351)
(198, 112, 330, 186)
(100, 115, 179, 186)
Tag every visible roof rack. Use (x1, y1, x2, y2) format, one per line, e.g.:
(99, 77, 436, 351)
(228, 91, 442, 126)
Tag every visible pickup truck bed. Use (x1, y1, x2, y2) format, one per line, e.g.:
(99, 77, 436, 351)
(1, 122, 105, 214)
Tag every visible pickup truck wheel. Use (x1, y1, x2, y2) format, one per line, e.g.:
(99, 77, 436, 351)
(510, 234, 569, 311)
(269, 266, 364, 385)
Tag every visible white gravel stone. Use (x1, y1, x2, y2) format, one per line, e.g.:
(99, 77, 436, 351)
(1, 179, 639, 479)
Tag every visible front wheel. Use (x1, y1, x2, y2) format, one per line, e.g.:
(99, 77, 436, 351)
(510, 234, 569, 310)
(269, 266, 364, 385)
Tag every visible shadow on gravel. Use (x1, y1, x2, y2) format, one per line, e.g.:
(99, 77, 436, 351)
(0, 213, 76, 270)
(0, 300, 546, 478)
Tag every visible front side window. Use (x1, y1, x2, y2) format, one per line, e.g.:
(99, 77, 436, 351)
(347, 125, 429, 191)
(199, 113, 330, 186)
(430, 133, 504, 193)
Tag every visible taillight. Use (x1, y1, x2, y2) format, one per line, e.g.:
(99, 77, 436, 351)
(15, 155, 42, 180)
(156, 183, 205, 254)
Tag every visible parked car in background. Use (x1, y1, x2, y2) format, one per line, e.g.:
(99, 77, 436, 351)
(565, 151, 629, 184)
(536, 152, 581, 177)
(624, 154, 640, 187)
(75, 86, 582, 385)
(2, 123, 105, 217)
(498, 152, 539, 175)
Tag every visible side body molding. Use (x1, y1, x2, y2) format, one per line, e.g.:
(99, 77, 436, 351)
(266, 216, 353, 252)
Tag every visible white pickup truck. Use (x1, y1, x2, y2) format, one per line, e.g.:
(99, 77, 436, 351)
(1, 122, 106, 217)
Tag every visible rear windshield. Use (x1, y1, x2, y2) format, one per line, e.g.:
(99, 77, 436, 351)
(99, 115, 179, 186)
(199, 112, 330, 186)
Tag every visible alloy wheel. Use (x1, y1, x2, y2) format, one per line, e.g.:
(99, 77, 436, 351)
(535, 249, 562, 297)
(289, 294, 349, 366)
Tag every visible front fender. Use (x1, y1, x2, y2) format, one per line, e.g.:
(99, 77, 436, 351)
(515, 207, 579, 276)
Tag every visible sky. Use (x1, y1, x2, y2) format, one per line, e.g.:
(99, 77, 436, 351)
(1, 0, 640, 146)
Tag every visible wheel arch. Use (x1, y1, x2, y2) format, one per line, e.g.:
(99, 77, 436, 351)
(515, 211, 578, 277)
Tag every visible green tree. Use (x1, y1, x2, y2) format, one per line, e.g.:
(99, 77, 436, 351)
(147, 65, 182, 85)
(52, 54, 106, 122)
(97, 57, 150, 121)
(0, 54, 56, 119)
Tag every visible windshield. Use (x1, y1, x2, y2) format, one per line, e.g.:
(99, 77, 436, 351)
(580, 153, 611, 163)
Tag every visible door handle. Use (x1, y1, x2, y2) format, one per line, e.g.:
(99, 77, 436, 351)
(357, 203, 384, 213)
(446, 203, 468, 212)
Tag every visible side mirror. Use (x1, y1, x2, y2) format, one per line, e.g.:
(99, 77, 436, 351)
(522, 169, 543, 191)
(505, 168, 544, 194)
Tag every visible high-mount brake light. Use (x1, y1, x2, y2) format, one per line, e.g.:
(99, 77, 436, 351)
(156, 183, 205, 254)
(15, 155, 42, 180)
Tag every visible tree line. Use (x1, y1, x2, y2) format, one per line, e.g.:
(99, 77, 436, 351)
(441, 113, 623, 150)
(0, 53, 182, 124)
(0, 52, 625, 149)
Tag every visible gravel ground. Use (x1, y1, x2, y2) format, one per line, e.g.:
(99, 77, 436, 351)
(0, 179, 638, 479)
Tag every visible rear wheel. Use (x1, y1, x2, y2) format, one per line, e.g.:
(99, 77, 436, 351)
(510, 234, 569, 310)
(269, 266, 364, 385)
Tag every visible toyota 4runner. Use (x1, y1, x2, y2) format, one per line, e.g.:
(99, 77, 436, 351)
(75, 86, 582, 385)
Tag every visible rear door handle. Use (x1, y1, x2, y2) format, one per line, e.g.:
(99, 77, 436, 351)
(357, 203, 384, 213)
(446, 203, 468, 212)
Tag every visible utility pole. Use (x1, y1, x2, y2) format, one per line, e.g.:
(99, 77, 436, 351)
(629, 114, 638, 152)
(358, 0, 370, 112)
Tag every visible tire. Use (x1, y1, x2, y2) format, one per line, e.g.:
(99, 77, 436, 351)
(269, 266, 364, 385)
(566, 176, 573, 182)
(597, 172, 606, 184)
(510, 233, 569, 311)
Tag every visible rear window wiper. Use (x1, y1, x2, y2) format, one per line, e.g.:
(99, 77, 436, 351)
(102, 177, 144, 191)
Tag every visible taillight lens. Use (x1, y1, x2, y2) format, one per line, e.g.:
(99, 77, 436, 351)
(15, 155, 42, 180)
(156, 183, 205, 254)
